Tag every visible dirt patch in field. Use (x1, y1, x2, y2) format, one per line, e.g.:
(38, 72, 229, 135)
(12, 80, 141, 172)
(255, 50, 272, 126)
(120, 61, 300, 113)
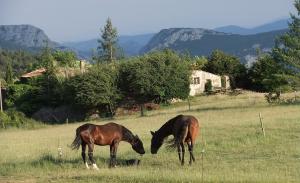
(0, 176, 37, 183)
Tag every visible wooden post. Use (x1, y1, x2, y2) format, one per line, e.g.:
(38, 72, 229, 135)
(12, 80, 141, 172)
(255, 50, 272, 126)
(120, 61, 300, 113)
(201, 149, 205, 183)
(140, 104, 145, 117)
(201, 128, 205, 183)
(259, 113, 265, 137)
(58, 138, 62, 160)
(0, 80, 3, 112)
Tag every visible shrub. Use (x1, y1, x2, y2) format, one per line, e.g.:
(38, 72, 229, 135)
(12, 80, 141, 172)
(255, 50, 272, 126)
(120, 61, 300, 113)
(66, 65, 120, 117)
(0, 109, 43, 129)
(205, 79, 213, 93)
(5, 84, 44, 115)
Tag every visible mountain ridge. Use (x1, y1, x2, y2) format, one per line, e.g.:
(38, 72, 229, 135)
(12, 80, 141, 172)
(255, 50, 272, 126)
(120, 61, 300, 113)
(214, 18, 290, 35)
(0, 24, 59, 49)
(141, 28, 288, 64)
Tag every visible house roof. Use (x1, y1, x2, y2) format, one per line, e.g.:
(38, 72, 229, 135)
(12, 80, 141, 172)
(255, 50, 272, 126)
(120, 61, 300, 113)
(21, 68, 46, 78)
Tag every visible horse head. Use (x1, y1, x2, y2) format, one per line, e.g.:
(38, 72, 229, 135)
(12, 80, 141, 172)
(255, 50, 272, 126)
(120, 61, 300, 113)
(150, 131, 163, 154)
(131, 135, 145, 155)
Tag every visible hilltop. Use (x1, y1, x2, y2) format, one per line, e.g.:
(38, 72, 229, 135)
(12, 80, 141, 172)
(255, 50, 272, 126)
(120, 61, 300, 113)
(141, 28, 287, 63)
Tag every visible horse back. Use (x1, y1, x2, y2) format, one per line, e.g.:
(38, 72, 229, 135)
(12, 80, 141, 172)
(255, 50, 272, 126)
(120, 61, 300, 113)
(77, 123, 124, 145)
(173, 115, 199, 143)
(186, 116, 199, 143)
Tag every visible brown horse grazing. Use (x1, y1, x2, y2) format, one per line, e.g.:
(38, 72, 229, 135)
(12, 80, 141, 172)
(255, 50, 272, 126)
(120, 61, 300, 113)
(150, 115, 199, 165)
(71, 123, 145, 169)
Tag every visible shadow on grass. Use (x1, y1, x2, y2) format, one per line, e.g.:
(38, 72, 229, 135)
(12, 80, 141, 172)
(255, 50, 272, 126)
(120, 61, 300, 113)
(27, 154, 142, 168)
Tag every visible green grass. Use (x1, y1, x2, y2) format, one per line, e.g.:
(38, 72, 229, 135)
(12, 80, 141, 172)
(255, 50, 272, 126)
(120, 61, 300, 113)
(0, 91, 299, 183)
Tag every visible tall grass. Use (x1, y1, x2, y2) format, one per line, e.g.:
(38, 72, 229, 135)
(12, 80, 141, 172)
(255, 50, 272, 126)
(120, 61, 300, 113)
(0, 91, 299, 183)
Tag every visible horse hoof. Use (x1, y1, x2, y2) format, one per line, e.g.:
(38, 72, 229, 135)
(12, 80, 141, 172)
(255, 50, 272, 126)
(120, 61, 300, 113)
(92, 164, 99, 170)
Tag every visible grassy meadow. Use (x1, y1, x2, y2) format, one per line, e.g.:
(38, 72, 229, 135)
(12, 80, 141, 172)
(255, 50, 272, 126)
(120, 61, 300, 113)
(0, 92, 299, 183)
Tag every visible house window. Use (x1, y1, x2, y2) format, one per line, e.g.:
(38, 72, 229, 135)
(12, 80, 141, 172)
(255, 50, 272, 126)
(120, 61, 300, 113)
(193, 77, 200, 84)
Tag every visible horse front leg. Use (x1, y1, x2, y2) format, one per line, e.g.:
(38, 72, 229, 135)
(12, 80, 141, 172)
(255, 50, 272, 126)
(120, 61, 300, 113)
(109, 145, 114, 168)
(109, 141, 119, 168)
(88, 143, 99, 170)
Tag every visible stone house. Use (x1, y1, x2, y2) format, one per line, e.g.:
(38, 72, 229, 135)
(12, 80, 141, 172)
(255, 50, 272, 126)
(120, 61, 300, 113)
(190, 70, 230, 96)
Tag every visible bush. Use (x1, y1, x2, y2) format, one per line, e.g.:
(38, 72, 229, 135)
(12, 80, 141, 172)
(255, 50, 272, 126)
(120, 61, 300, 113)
(5, 83, 44, 115)
(205, 79, 213, 93)
(221, 76, 226, 88)
(0, 109, 43, 129)
(5, 84, 33, 108)
(66, 65, 120, 117)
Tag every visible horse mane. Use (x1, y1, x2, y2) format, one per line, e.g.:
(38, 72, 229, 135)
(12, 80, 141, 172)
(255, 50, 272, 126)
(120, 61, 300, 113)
(121, 126, 135, 143)
(155, 114, 184, 145)
(165, 115, 188, 150)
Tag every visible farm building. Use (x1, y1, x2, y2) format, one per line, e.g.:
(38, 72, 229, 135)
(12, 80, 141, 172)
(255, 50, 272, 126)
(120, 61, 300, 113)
(190, 70, 230, 96)
(20, 60, 87, 82)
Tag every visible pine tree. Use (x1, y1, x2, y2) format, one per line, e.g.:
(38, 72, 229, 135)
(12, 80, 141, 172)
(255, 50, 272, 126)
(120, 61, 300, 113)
(272, 0, 300, 89)
(98, 18, 118, 63)
(5, 62, 13, 84)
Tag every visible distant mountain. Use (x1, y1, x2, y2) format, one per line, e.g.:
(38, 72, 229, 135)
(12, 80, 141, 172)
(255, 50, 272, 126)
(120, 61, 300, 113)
(0, 21, 289, 64)
(0, 24, 60, 51)
(63, 33, 155, 58)
(141, 28, 288, 64)
(119, 34, 155, 56)
(215, 18, 290, 35)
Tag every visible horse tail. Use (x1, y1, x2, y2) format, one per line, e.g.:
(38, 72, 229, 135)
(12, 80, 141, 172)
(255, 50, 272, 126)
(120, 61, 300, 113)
(71, 127, 82, 150)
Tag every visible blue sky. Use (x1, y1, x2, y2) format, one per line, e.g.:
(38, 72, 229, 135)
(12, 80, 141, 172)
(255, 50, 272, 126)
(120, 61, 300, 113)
(0, 0, 295, 42)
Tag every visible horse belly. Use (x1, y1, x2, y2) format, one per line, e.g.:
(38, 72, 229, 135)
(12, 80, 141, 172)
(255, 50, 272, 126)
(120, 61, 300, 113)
(94, 134, 120, 146)
(94, 135, 108, 145)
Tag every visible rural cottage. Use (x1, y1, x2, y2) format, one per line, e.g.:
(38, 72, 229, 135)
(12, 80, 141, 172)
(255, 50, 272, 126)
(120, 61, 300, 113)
(190, 70, 230, 96)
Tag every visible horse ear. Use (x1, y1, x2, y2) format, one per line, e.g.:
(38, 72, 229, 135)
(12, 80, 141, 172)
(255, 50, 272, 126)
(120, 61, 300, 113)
(150, 131, 155, 136)
(135, 135, 139, 139)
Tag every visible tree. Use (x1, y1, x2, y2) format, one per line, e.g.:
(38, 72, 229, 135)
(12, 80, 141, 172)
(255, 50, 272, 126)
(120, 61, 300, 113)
(98, 18, 119, 63)
(5, 61, 13, 84)
(53, 50, 77, 67)
(190, 56, 208, 70)
(67, 65, 120, 117)
(272, 0, 300, 89)
(204, 50, 246, 88)
(39, 46, 61, 106)
(119, 50, 190, 116)
(248, 54, 289, 92)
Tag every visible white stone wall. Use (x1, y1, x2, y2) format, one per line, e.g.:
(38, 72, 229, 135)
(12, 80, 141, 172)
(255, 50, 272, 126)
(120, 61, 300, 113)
(189, 70, 230, 96)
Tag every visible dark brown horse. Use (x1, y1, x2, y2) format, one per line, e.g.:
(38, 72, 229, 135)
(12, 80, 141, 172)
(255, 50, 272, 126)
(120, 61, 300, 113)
(71, 123, 145, 169)
(150, 114, 199, 165)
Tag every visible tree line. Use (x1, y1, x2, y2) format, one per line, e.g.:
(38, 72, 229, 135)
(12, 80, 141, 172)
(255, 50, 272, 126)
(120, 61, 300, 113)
(1, 0, 300, 125)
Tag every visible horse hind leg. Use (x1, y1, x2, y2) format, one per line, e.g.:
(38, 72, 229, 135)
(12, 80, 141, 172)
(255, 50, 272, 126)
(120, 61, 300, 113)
(187, 141, 195, 165)
(180, 142, 185, 166)
(81, 143, 89, 169)
(177, 143, 182, 162)
(88, 143, 99, 170)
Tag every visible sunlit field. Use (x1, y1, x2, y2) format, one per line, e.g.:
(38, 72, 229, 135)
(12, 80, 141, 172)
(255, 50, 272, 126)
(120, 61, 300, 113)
(0, 92, 299, 183)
